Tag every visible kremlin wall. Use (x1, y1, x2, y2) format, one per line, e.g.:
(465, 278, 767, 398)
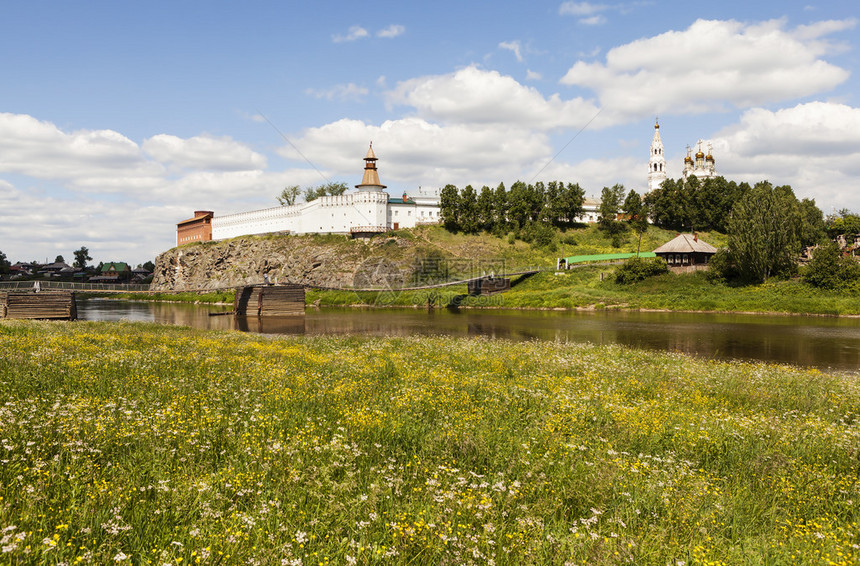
(175, 144, 442, 246)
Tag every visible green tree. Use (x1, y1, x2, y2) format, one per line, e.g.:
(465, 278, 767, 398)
(493, 183, 508, 228)
(805, 241, 860, 289)
(559, 182, 585, 225)
(825, 210, 860, 239)
(277, 185, 301, 206)
(622, 190, 641, 221)
(73, 246, 92, 269)
(477, 185, 495, 231)
(0, 250, 10, 274)
(727, 182, 802, 282)
(623, 190, 649, 252)
(598, 184, 627, 245)
(799, 198, 826, 247)
(598, 184, 625, 227)
(54, 255, 65, 264)
(506, 181, 531, 229)
(140, 260, 155, 272)
(440, 184, 460, 232)
(303, 182, 349, 202)
(459, 185, 479, 234)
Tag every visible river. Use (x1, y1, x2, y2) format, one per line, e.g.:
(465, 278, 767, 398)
(74, 298, 860, 373)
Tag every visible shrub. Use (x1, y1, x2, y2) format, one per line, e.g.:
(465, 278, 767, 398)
(805, 241, 860, 289)
(706, 248, 739, 284)
(519, 221, 555, 248)
(613, 256, 669, 284)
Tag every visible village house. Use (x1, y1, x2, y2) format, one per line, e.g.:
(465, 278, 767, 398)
(90, 262, 132, 283)
(653, 233, 717, 271)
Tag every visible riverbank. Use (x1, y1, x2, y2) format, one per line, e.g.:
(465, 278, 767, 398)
(307, 267, 860, 316)
(1, 321, 857, 564)
(113, 266, 860, 316)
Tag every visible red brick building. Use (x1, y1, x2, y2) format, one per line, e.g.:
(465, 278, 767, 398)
(176, 211, 214, 246)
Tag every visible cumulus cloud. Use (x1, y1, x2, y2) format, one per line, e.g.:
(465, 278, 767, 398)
(279, 117, 553, 187)
(332, 25, 368, 43)
(377, 24, 405, 38)
(499, 40, 523, 62)
(560, 18, 852, 121)
(387, 66, 602, 130)
(712, 101, 860, 212)
(533, 155, 644, 195)
(305, 83, 370, 102)
(142, 134, 267, 171)
(0, 113, 316, 264)
(0, 113, 163, 192)
(526, 69, 542, 81)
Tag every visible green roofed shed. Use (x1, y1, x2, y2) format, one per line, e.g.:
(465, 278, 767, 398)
(562, 252, 656, 265)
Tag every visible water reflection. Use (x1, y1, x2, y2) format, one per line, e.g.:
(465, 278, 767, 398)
(76, 299, 860, 372)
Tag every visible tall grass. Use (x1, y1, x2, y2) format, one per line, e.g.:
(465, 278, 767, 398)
(1, 321, 858, 564)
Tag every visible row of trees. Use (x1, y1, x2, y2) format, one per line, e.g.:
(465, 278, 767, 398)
(277, 182, 349, 206)
(439, 181, 586, 235)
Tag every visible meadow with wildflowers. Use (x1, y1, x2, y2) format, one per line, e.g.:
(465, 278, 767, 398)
(1, 320, 858, 565)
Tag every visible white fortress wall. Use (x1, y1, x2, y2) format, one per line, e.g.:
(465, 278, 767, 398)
(211, 190, 401, 239)
(212, 203, 303, 240)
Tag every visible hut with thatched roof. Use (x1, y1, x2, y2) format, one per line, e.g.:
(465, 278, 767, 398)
(653, 233, 717, 270)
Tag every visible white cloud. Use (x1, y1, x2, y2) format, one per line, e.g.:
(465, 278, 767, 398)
(332, 25, 368, 43)
(560, 18, 852, 121)
(0, 113, 318, 264)
(305, 83, 369, 102)
(279, 117, 552, 187)
(0, 113, 163, 192)
(711, 102, 860, 212)
(142, 134, 266, 171)
(526, 69, 542, 81)
(579, 15, 606, 26)
(499, 40, 523, 62)
(533, 155, 643, 195)
(559, 1, 608, 16)
(387, 66, 602, 130)
(377, 24, 405, 38)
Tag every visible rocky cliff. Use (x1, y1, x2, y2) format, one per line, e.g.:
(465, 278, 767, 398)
(151, 234, 440, 291)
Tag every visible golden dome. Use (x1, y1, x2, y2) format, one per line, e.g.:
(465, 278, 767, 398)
(695, 151, 705, 158)
(684, 156, 693, 163)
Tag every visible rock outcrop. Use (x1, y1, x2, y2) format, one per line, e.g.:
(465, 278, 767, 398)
(151, 234, 435, 291)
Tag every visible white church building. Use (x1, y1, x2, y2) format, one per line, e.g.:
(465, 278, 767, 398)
(176, 144, 442, 245)
(647, 119, 718, 191)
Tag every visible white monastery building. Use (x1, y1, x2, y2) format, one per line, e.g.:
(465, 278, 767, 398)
(647, 119, 718, 191)
(681, 140, 717, 181)
(176, 144, 441, 245)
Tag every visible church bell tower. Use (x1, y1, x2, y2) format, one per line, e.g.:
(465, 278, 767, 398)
(648, 118, 667, 191)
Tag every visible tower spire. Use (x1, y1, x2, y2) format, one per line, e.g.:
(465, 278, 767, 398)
(355, 142, 386, 191)
(648, 118, 667, 191)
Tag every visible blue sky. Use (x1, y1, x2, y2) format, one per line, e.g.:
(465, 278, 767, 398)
(1, 1, 858, 266)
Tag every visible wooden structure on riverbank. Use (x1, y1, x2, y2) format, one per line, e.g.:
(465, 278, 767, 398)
(234, 285, 305, 316)
(0, 291, 77, 320)
(467, 276, 510, 296)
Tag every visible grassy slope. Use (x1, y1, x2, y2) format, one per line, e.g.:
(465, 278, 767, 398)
(1, 321, 857, 565)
